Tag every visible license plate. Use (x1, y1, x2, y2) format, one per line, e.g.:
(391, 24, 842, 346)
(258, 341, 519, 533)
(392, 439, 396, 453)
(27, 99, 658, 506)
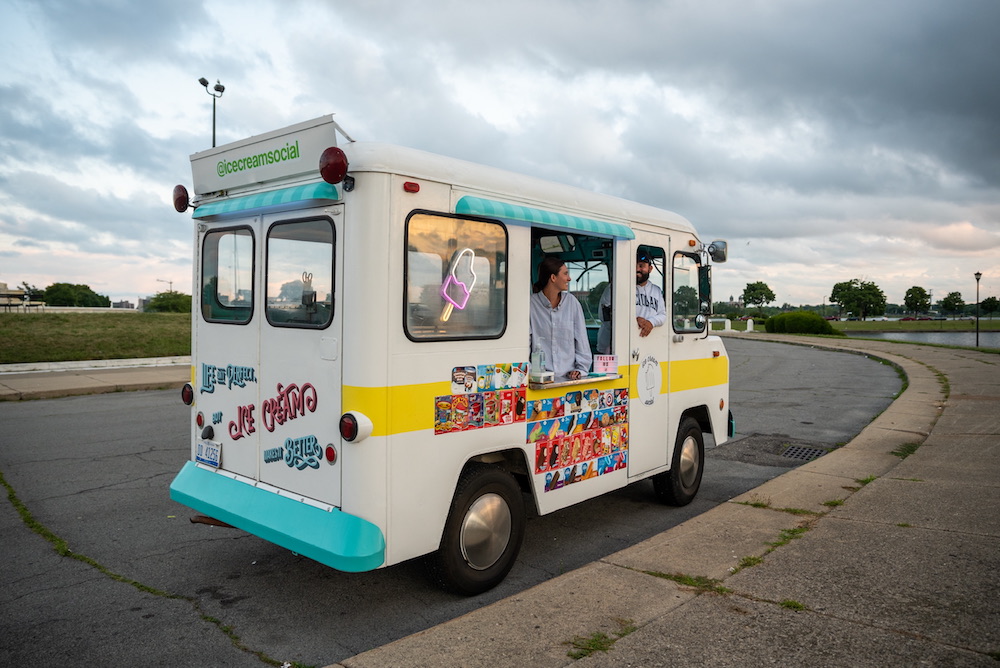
(196, 440, 221, 468)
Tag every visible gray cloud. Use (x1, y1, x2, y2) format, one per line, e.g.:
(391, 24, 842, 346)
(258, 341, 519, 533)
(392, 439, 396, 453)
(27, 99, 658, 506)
(1, 0, 998, 303)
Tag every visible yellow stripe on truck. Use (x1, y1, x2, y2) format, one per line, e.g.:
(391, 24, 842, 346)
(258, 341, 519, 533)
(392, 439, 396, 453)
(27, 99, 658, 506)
(624, 357, 728, 396)
(344, 357, 726, 438)
(668, 356, 729, 393)
(343, 381, 450, 436)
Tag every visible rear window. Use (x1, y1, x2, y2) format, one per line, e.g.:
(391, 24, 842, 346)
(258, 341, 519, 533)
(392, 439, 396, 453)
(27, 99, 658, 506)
(201, 227, 254, 324)
(265, 218, 335, 328)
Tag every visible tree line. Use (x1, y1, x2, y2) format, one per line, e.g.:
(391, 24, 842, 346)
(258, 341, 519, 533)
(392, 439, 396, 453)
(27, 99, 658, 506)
(13, 282, 190, 313)
(736, 279, 998, 319)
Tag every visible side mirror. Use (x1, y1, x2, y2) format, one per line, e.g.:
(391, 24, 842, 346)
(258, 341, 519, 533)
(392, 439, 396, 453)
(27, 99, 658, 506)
(698, 265, 712, 312)
(707, 240, 727, 263)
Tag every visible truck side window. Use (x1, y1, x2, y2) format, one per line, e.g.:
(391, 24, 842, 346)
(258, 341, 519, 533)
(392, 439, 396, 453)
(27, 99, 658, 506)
(405, 212, 507, 340)
(265, 218, 335, 328)
(672, 252, 705, 333)
(201, 227, 254, 324)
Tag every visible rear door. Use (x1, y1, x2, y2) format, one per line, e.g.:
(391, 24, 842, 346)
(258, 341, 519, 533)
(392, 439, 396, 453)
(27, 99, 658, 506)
(195, 224, 259, 480)
(257, 212, 344, 507)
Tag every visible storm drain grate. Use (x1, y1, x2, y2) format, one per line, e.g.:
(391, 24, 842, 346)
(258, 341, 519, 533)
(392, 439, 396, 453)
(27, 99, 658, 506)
(782, 445, 828, 461)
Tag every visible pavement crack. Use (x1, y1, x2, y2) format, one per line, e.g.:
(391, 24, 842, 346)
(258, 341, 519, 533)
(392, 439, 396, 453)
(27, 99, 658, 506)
(0, 465, 290, 667)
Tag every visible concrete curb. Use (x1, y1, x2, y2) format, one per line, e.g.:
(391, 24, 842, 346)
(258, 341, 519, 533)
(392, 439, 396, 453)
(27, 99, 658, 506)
(0, 356, 191, 374)
(0, 362, 190, 401)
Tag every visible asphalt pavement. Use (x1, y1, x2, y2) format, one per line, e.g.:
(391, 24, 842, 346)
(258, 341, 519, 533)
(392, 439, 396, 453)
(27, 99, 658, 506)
(333, 334, 1000, 667)
(1, 335, 998, 666)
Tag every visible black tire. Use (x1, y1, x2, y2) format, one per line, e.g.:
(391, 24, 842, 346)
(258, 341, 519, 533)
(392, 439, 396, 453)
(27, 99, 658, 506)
(652, 417, 704, 506)
(427, 464, 525, 595)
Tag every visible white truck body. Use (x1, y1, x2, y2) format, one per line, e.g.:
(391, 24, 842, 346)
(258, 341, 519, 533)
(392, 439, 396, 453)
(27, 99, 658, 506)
(170, 115, 732, 593)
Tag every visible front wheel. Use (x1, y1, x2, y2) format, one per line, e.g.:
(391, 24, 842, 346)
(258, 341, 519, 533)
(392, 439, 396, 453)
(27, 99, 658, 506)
(427, 464, 525, 595)
(652, 417, 704, 506)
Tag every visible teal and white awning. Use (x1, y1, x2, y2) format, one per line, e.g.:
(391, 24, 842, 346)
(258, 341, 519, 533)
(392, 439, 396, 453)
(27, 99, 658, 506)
(193, 182, 341, 219)
(455, 196, 635, 240)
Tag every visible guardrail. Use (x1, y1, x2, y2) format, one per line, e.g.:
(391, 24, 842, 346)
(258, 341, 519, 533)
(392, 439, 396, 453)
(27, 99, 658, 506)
(0, 305, 141, 314)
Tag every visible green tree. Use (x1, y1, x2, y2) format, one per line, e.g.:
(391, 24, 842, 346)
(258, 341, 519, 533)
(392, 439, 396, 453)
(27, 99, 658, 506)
(585, 281, 609, 323)
(742, 281, 776, 311)
(278, 279, 305, 302)
(673, 285, 699, 315)
(903, 286, 931, 315)
(940, 291, 965, 316)
(981, 296, 999, 318)
(829, 279, 886, 319)
(43, 283, 110, 307)
(145, 291, 192, 313)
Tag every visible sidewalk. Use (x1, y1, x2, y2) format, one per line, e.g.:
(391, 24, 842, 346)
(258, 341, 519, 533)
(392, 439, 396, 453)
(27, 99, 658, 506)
(330, 335, 1000, 667)
(0, 357, 190, 400)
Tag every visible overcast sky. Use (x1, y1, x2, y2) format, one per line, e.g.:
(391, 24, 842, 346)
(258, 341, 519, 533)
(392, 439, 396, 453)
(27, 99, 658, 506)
(2, 0, 998, 308)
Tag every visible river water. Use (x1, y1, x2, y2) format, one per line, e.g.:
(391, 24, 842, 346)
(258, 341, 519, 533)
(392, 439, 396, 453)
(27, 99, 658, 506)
(845, 330, 1000, 349)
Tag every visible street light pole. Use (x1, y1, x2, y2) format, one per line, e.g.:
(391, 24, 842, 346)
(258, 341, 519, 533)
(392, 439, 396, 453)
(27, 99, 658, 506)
(975, 271, 982, 347)
(198, 77, 225, 147)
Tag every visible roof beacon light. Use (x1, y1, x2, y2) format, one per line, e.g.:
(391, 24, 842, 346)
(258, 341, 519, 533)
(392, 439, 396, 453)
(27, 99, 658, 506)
(319, 146, 349, 184)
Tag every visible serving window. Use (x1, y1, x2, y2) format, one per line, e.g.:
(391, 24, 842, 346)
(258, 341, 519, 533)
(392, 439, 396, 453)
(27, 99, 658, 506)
(404, 212, 507, 340)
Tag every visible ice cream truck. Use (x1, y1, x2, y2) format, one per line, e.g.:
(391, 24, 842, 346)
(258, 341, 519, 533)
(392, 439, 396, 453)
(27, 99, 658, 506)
(169, 115, 733, 595)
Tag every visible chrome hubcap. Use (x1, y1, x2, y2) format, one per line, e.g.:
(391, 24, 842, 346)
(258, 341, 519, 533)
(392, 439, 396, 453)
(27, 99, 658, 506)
(678, 435, 700, 488)
(460, 492, 511, 570)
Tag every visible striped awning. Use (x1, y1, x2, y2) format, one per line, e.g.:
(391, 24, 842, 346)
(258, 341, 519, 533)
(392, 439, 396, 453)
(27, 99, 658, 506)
(455, 196, 635, 240)
(193, 182, 341, 219)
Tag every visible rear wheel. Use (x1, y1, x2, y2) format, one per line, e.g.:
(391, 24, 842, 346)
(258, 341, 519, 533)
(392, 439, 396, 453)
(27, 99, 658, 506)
(652, 417, 704, 506)
(428, 464, 525, 595)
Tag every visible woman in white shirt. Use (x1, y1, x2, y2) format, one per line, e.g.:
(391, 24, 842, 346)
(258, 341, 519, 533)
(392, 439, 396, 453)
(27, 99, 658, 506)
(529, 256, 592, 380)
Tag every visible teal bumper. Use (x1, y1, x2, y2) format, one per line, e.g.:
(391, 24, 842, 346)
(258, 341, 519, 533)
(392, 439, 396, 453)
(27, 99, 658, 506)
(169, 461, 385, 572)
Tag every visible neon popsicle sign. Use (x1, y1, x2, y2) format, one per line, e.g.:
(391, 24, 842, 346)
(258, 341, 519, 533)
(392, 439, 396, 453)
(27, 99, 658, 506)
(440, 248, 477, 322)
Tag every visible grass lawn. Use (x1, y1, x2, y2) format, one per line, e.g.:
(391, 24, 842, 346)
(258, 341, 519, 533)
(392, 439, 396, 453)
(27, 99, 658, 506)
(0, 312, 191, 364)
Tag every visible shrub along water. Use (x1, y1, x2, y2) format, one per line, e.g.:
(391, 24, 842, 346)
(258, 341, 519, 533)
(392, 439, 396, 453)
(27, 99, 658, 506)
(764, 311, 843, 336)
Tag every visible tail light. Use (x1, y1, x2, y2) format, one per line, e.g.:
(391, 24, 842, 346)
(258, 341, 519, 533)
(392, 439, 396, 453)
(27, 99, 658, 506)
(339, 411, 374, 443)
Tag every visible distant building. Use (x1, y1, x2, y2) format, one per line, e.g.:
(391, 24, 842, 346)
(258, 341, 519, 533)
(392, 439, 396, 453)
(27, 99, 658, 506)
(724, 295, 745, 310)
(1, 282, 26, 311)
(112, 300, 135, 309)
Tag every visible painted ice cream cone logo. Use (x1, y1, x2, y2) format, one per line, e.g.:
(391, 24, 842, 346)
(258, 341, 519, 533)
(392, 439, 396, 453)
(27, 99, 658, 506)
(638, 355, 661, 405)
(440, 248, 477, 322)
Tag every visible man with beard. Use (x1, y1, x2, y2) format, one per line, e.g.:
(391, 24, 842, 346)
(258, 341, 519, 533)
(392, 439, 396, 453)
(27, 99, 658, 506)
(596, 247, 666, 353)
